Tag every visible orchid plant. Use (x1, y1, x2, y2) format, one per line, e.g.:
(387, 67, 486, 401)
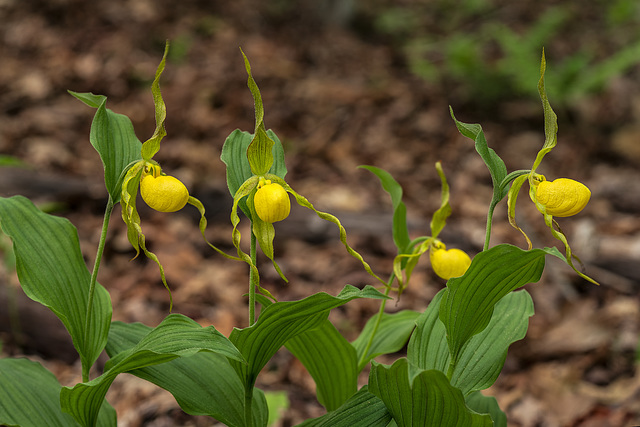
(0, 42, 596, 427)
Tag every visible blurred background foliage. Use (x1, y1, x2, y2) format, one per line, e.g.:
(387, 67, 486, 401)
(359, 0, 640, 105)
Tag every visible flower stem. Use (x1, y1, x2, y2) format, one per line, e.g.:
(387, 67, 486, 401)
(83, 198, 114, 382)
(244, 386, 254, 427)
(483, 201, 497, 251)
(249, 231, 257, 326)
(357, 272, 395, 370)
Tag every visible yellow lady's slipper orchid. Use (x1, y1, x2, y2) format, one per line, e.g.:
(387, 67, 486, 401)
(253, 179, 290, 223)
(140, 164, 189, 213)
(533, 177, 591, 217)
(429, 241, 472, 280)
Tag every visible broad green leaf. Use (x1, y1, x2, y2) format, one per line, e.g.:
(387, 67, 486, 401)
(439, 244, 560, 373)
(297, 386, 392, 427)
(61, 314, 244, 427)
(69, 91, 142, 203)
(140, 42, 170, 161)
(409, 289, 534, 395)
(229, 285, 389, 391)
(466, 392, 507, 427)
(0, 358, 116, 427)
(221, 129, 287, 217)
(359, 166, 410, 254)
(352, 310, 420, 372)
(450, 107, 508, 201)
(68, 91, 106, 108)
(368, 359, 492, 427)
(0, 196, 111, 375)
(265, 391, 289, 426)
(106, 321, 267, 427)
(286, 319, 358, 411)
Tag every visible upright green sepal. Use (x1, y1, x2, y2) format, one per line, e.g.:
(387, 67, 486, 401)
(141, 41, 170, 161)
(430, 162, 452, 238)
(531, 49, 558, 174)
(240, 48, 275, 176)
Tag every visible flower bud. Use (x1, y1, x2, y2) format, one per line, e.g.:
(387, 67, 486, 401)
(140, 171, 189, 213)
(254, 180, 290, 223)
(535, 178, 590, 217)
(430, 242, 472, 280)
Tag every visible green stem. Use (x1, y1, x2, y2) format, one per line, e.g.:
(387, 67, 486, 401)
(82, 198, 114, 382)
(244, 385, 254, 427)
(249, 231, 258, 326)
(446, 356, 456, 380)
(357, 272, 395, 369)
(483, 200, 497, 251)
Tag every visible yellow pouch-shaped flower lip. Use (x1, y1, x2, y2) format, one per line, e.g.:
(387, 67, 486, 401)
(253, 179, 290, 223)
(429, 241, 472, 280)
(534, 177, 591, 217)
(140, 164, 189, 213)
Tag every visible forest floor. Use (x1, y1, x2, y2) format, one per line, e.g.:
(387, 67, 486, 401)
(1, 1, 640, 426)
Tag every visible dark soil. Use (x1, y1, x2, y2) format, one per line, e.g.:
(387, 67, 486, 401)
(1, 1, 640, 426)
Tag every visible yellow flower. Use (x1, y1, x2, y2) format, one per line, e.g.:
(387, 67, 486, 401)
(429, 241, 472, 280)
(140, 164, 189, 213)
(533, 177, 590, 217)
(253, 179, 290, 223)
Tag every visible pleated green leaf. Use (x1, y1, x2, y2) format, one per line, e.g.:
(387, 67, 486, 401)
(439, 244, 560, 374)
(368, 359, 493, 427)
(409, 289, 534, 395)
(352, 310, 420, 372)
(61, 314, 244, 427)
(297, 386, 392, 427)
(286, 319, 358, 411)
(221, 129, 287, 217)
(450, 107, 508, 201)
(230, 285, 389, 391)
(106, 321, 268, 427)
(359, 165, 410, 254)
(0, 358, 116, 427)
(0, 196, 112, 376)
(69, 91, 142, 203)
(465, 392, 507, 427)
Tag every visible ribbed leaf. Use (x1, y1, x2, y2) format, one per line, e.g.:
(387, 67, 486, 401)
(409, 289, 534, 394)
(106, 321, 268, 427)
(0, 358, 115, 427)
(369, 359, 492, 427)
(286, 319, 358, 411)
(439, 244, 560, 374)
(466, 392, 507, 427)
(0, 196, 111, 375)
(69, 91, 142, 203)
(359, 165, 410, 254)
(61, 314, 244, 427)
(352, 310, 419, 372)
(297, 386, 392, 427)
(450, 108, 508, 200)
(230, 285, 389, 391)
